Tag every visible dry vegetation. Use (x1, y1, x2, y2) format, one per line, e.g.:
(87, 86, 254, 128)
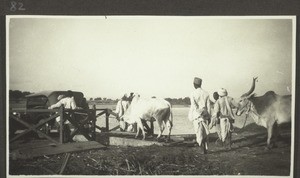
(10, 124, 291, 176)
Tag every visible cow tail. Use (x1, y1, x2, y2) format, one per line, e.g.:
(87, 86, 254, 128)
(165, 101, 173, 130)
(169, 108, 173, 127)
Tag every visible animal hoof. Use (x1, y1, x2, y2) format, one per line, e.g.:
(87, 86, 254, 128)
(226, 147, 232, 151)
(215, 139, 221, 146)
(165, 138, 170, 143)
(265, 146, 271, 151)
(199, 148, 207, 155)
(157, 138, 165, 142)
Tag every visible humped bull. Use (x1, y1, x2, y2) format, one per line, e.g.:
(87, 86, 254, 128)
(236, 77, 292, 149)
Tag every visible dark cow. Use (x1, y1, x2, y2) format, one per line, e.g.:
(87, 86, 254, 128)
(236, 77, 292, 149)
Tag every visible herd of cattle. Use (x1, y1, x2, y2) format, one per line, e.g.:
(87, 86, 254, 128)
(115, 78, 292, 149)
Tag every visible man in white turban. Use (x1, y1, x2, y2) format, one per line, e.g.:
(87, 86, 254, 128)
(188, 77, 211, 154)
(210, 88, 238, 149)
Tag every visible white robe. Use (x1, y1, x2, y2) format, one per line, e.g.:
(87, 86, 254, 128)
(189, 88, 211, 147)
(115, 100, 130, 130)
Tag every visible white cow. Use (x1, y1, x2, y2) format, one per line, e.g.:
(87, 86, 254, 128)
(121, 95, 173, 140)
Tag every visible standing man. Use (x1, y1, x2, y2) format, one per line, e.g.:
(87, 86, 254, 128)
(211, 91, 222, 144)
(115, 93, 130, 131)
(210, 88, 237, 149)
(188, 77, 211, 154)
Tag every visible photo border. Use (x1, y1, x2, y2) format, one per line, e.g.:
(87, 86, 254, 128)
(1, 1, 299, 177)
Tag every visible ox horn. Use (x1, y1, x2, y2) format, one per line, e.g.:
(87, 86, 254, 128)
(241, 77, 258, 97)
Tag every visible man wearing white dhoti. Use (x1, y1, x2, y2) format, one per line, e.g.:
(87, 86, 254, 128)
(188, 77, 211, 154)
(115, 94, 130, 131)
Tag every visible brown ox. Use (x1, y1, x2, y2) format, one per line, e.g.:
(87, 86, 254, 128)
(236, 77, 292, 149)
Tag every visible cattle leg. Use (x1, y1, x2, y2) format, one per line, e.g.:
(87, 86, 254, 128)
(156, 120, 164, 140)
(135, 126, 140, 139)
(166, 120, 172, 142)
(272, 122, 279, 148)
(142, 120, 152, 136)
(266, 123, 274, 149)
(136, 118, 146, 140)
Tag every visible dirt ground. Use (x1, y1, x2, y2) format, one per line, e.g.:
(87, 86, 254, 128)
(9, 123, 291, 176)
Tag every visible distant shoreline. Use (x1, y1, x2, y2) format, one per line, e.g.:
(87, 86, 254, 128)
(9, 100, 190, 110)
(90, 103, 190, 109)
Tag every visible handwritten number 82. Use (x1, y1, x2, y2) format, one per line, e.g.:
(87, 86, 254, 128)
(10, 1, 25, 11)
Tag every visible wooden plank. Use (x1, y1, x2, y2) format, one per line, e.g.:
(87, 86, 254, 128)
(172, 134, 196, 139)
(10, 108, 59, 112)
(95, 110, 106, 118)
(105, 112, 109, 131)
(109, 137, 164, 147)
(108, 110, 118, 118)
(109, 125, 120, 132)
(108, 131, 137, 137)
(9, 139, 59, 150)
(10, 108, 93, 113)
(59, 106, 64, 143)
(10, 141, 106, 159)
(92, 105, 97, 140)
(106, 131, 185, 140)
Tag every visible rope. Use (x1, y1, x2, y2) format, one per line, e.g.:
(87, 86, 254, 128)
(240, 101, 260, 130)
(241, 113, 248, 129)
(240, 101, 251, 130)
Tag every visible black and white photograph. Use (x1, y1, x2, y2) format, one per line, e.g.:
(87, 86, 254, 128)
(6, 16, 296, 177)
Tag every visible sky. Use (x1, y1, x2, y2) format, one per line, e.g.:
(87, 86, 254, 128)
(8, 16, 295, 100)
